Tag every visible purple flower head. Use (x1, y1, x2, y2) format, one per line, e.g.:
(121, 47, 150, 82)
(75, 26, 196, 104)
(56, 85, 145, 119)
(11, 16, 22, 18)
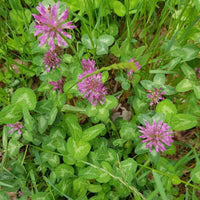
(49, 77, 65, 93)
(6, 122, 23, 135)
(138, 120, 174, 152)
(43, 51, 60, 72)
(195, 67, 200, 79)
(127, 57, 141, 79)
(32, 1, 76, 51)
(77, 60, 107, 105)
(81, 58, 97, 71)
(147, 88, 165, 106)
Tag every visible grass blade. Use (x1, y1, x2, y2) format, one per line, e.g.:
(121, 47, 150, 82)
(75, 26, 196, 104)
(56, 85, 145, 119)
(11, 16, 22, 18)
(152, 171, 168, 200)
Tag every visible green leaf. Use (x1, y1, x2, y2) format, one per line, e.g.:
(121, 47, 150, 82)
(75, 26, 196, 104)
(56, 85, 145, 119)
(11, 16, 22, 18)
(79, 166, 101, 179)
(0, 104, 22, 124)
(161, 57, 181, 70)
(113, 1, 126, 17)
(120, 158, 137, 184)
(37, 115, 48, 134)
(48, 68, 62, 81)
(140, 80, 154, 90)
(121, 81, 130, 90)
(23, 106, 34, 132)
(88, 183, 102, 193)
(153, 74, 165, 87)
(86, 103, 98, 117)
(42, 137, 56, 151)
(170, 114, 197, 131)
(96, 161, 112, 183)
(50, 127, 66, 139)
(135, 142, 149, 154)
(104, 95, 118, 109)
(64, 113, 82, 139)
(119, 122, 137, 140)
(56, 138, 67, 154)
(55, 164, 74, 178)
(193, 85, 200, 99)
(96, 35, 114, 55)
(8, 138, 23, 158)
(23, 130, 33, 141)
(82, 124, 105, 141)
(48, 154, 60, 167)
(181, 64, 196, 80)
(32, 55, 44, 66)
(81, 34, 96, 49)
(48, 106, 58, 125)
(190, 166, 200, 184)
(181, 44, 199, 62)
(73, 178, 89, 197)
(162, 85, 177, 95)
(98, 34, 115, 46)
(156, 99, 177, 122)
(67, 137, 91, 160)
(176, 78, 193, 92)
(11, 87, 37, 110)
(132, 96, 149, 114)
(96, 41, 109, 55)
(149, 149, 160, 164)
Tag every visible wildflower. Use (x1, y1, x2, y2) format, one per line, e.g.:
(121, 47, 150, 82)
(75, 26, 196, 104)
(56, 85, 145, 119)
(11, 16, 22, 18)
(77, 59, 107, 106)
(81, 58, 97, 71)
(6, 122, 23, 135)
(49, 77, 65, 92)
(195, 67, 200, 79)
(127, 57, 141, 79)
(138, 120, 174, 152)
(32, 1, 76, 51)
(147, 88, 165, 106)
(43, 51, 60, 72)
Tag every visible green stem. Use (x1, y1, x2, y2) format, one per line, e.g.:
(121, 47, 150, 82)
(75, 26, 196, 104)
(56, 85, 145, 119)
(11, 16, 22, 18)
(56, 62, 138, 107)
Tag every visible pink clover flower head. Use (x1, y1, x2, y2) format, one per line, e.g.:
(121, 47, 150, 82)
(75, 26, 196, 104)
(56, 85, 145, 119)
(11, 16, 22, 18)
(6, 122, 23, 135)
(127, 57, 141, 79)
(81, 58, 97, 71)
(43, 51, 60, 72)
(147, 88, 165, 106)
(195, 67, 200, 79)
(77, 69, 107, 106)
(49, 77, 65, 93)
(138, 120, 174, 152)
(32, 1, 76, 51)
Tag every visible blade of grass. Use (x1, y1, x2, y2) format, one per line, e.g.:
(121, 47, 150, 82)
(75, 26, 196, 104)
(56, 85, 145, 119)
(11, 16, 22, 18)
(152, 171, 168, 200)
(43, 176, 74, 200)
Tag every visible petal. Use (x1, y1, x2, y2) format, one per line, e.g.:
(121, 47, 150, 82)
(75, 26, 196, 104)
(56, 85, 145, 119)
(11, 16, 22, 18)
(37, 2, 47, 15)
(38, 33, 49, 46)
(52, 1, 59, 19)
(56, 33, 67, 47)
(58, 8, 69, 22)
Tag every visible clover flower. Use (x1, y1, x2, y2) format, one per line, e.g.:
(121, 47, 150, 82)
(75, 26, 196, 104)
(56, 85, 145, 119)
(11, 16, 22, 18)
(138, 120, 174, 152)
(127, 57, 141, 79)
(49, 77, 65, 92)
(81, 58, 97, 71)
(32, 1, 76, 51)
(195, 67, 200, 79)
(6, 122, 23, 135)
(43, 51, 60, 72)
(147, 88, 165, 106)
(77, 59, 107, 106)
